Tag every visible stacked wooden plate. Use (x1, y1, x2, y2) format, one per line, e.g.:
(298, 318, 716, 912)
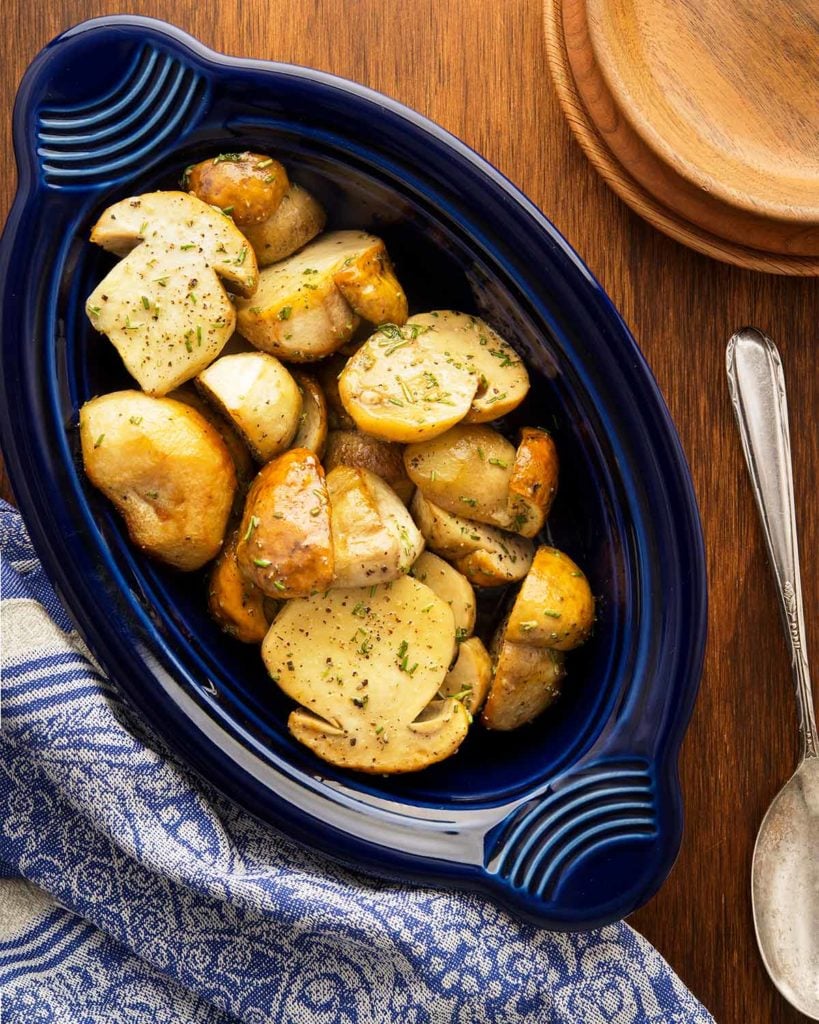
(545, 0, 819, 274)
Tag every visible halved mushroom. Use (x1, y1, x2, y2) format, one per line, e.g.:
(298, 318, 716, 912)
(185, 152, 290, 227)
(506, 545, 595, 650)
(507, 428, 559, 538)
(235, 231, 407, 361)
(338, 322, 480, 442)
(208, 529, 272, 643)
(261, 575, 470, 773)
(242, 184, 327, 267)
(411, 491, 534, 587)
(196, 352, 302, 463)
(79, 390, 235, 571)
(481, 632, 567, 731)
(404, 425, 517, 527)
(409, 551, 476, 638)
(86, 191, 258, 395)
(404, 424, 557, 536)
(404, 311, 529, 422)
(326, 466, 423, 588)
(290, 371, 328, 457)
(323, 430, 413, 503)
(236, 449, 333, 598)
(439, 636, 492, 716)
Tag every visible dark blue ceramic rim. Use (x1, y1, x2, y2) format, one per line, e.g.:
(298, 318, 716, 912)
(0, 16, 707, 929)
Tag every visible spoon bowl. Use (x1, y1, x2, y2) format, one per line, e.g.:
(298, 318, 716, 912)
(752, 756, 819, 1019)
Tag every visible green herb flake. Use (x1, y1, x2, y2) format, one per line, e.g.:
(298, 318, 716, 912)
(519, 620, 538, 632)
(455, 627, 469, 643)
(88, 306, 101, 318)
(374, 724, 384, 736)
(543, 609, 562, 619)
(154, 276, 169, 287)
(277, 306, 292, 321)
(213, 152, 244, 164)
(179, 243, 197, 251)
(256, 157, 274, 169)
(145, 490, 159, 499)
(252, 557, 271, 568)
(243, 515, 260, 542)
(459, 496, 478, 507)
(488, 457, 508, 468)
(273, 580, 286, 591)
(352, 602, 368, 618)
(93, 433, 105, 448)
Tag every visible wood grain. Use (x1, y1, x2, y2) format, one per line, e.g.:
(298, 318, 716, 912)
(580, 0, 819, 255)
(1, 2, 817, 1021)
(550, 0, 819, 273)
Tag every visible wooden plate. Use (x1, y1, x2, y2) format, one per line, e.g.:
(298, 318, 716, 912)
(545, 0, 819, 275)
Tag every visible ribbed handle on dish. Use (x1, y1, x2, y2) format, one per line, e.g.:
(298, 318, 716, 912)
(726, 327, 817, 761)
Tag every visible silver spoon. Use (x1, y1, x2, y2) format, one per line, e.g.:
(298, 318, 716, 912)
(727, 327, 819, 1019)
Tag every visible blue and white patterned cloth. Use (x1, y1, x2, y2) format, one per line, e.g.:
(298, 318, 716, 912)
(0, 501, 714, 1023)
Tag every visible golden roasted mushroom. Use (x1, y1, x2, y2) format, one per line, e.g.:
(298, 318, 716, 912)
(405, 311, 530, 422)
(235, 231, 407, 362)
(326, 466, 423, 588)
(261, 576, 470, 773)
(506, 546, 595, 650)
(507, 428, 559, 538)
(185, 152, 289, 227)
(481, 633, 566, 731)
(405, 424, 557, 537)
(439, 636, 492, 716)
(236, 449, 333, 598)
(323, 429, 413, 503)
(208, 530, 273, 643)
(338, 322, 480, 443)
(411, 491, 534, 587)
(242, 184, 326, 267)
(196, 351, 302, 463)
(86, 191, 258, 395)
(290, 372, 328, 457)
(409, 551, 476, 638)
(79, 390, 235, 571)
(404, 425, 517, 528)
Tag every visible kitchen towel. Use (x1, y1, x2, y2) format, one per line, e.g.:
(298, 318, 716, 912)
(0, 501, 713, 1023)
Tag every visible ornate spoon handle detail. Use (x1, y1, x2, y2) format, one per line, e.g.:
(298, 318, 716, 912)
(727, 327, 817, 761)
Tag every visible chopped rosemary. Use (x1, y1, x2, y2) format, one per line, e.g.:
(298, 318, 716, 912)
(278, 307, 292, 321)
(252, 557, 271, 567)
(243, 515, 260, 542)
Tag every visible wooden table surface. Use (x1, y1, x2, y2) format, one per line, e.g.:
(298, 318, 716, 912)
(2, 2, 817, 1021)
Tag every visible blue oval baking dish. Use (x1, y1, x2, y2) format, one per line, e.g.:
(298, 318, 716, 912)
(0, 16, 706, 929)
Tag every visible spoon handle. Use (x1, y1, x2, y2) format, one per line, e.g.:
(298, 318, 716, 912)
(726, 328, 817, 761)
